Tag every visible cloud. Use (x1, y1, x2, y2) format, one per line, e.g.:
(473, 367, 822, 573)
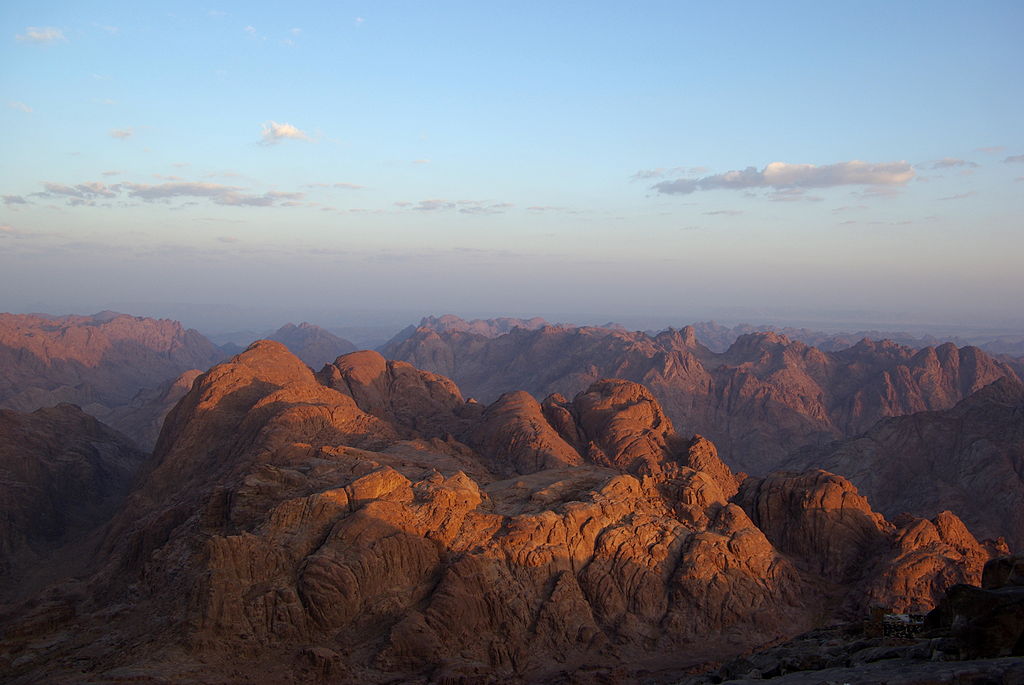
(101, 170, 121, 176)
(651, 160, 914, 196)
(976, 146, 1005, 154)
(34, 178, 307, 209)
(16, 27, 65, 43)
(938, 192, 976, 201)
(3, 195, 28, 205)
(218, 236, 239, 243)
(631, 166, 709, 181)
(8, 101, 32, 113)
(412, 158, 430, 164)
(124, 181, 304, 206)
(110, 128, 133, 139)
(1004, 154, 1024, 164)
(41, 181, 118, 200)
(703, 209, 743, 216)
(929, 157, 978, 169)
(260, 121, 312, 144)
(768, 188, 823, 202)
(397, 199, 513, 215)
(304, 182, 366, 190)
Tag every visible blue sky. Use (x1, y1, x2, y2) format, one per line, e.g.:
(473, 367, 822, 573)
(2, 1, 1023, 331)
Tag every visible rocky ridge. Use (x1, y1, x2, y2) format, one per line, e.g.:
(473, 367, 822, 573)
(382, 321, 1019, 475)
(0, 342, 1001, 683)
(0, 311, 224, 444)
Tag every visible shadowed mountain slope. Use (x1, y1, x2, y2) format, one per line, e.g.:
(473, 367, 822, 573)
(782, 377, 1024, 550)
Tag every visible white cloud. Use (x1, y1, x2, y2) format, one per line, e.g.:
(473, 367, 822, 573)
(16, 27, 65, 43)
(652, 160, 915, 196)
(110, 128, 133, 139)
(8, 101, 32, 113)
(260, 121, 312, 144)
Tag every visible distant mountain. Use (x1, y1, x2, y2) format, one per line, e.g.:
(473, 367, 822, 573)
(386, 313, 551, 347)
(269, 321, 357, 368)
(382, 323, 1020, 474)
(0, 342, 993, 683)
(0, 312, 224, 441)
(691, 320, 1024, 356)
(782, 377, 1024, 550)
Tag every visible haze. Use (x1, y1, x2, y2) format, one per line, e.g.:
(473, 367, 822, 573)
(2, 2, 1023, 333)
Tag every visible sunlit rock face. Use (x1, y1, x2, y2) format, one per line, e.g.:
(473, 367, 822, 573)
(382, 321, 1020, 475)
(0, 342, 996, 683)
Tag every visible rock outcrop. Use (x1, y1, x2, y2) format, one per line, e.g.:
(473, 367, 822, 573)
(382, 322, 1020, 474)
(0, 343, 997, 683)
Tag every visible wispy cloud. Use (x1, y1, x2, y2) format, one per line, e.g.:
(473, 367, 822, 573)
(1004, 154, 1024, 164)
(631, 166, 709, 181)
(260, 120, 312, 144)
(8, 101, 32, 113)
(651, 160, 914, 196)
(768, 188, 823, 202)
(110, 127, 133, 139)
(976, 146, 1005, 154)
(304, 182, 366, 190)
(3, 195, 28, 206)
(16, 27, 66, 44)
(703, 209, 743, 216)
(929, 157, 978, 169)
(938, 191, 976, 201)
(397, 199, 513, 215)
(124, 181, 304, 206)
(412, 158, 430, 165)
(33, 179, 307, 209)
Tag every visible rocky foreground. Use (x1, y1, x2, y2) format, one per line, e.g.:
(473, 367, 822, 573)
(0, 342, 1014, 683)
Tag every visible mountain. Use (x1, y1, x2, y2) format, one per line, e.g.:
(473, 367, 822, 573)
(386, 313, 551, 347)
(0, 342, 996, 683)
(269, 321, 358, 368)
(382, 323, 1020, 474)
(782, 377, 1024, 550)
(0, 312, 224, 441)
(0, 403, 147, 598)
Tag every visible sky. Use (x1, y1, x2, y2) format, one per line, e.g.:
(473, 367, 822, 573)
(2, 1, 1023, 333)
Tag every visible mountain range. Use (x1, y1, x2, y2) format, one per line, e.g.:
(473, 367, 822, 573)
(382, 319, 1020, 475)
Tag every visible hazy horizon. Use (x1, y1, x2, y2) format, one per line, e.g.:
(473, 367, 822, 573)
(3, 2, 1023, 333)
